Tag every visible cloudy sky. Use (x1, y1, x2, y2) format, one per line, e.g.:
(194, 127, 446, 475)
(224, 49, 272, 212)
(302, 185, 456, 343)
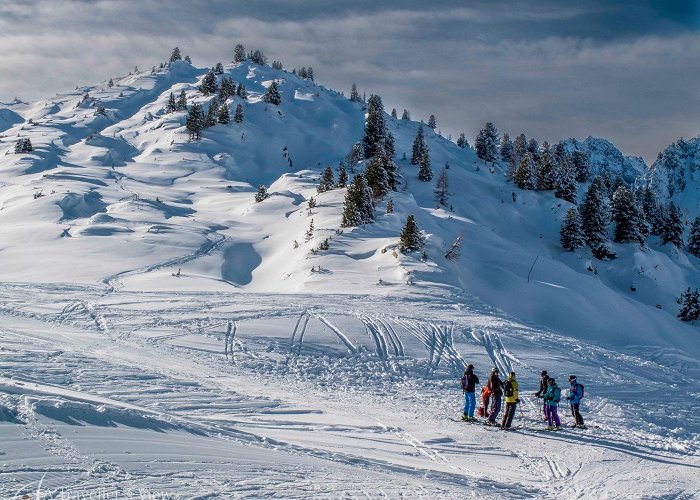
(1, 0, 698, 162)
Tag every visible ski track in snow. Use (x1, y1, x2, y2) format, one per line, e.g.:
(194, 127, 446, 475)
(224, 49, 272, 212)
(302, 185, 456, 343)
(0, 283, 699, 498)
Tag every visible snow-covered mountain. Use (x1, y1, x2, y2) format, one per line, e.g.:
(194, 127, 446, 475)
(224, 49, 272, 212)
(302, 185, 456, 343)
(1, 55, 699, 497)
(646, 136, 700, 216)
(562, 136, 648, 185)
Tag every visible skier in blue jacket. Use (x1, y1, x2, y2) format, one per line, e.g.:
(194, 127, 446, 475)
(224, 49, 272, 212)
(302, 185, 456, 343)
(566, 375, 585, 428)
(460, 364, 479, 420)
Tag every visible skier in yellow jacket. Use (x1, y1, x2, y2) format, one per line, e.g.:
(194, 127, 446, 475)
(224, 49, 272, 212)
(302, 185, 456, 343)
(500, 371, 519, 430)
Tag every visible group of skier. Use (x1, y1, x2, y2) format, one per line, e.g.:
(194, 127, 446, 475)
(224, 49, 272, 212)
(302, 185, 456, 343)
(460, 366, 586, 431)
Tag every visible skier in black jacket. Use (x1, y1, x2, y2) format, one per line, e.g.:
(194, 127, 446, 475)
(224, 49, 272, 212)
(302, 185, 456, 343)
(534, 370, 549, 420)
(460, 364, 479, 421)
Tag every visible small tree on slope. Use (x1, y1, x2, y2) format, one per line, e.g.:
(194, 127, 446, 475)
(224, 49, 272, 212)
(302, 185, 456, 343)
(399, 215, 425, 253)
(661, 202, 684, 247)
(475, 122, 499, 163)
(687, 216, 700, 258)
(411, 125, 428, 165)
(317, 166, 335, 193)
(418, 151, 433, 182)
(341, 174, 374, 227)
(560, 207, 586, 251)
(580, 176, 614, 259)
(263, 81, 282, 105)
(186, 104, 205, 140)
(611, 186, 643, 244)
(362, 94, 387, 158)
(678, 288, 700, 321)
(434, 167, 449, 207)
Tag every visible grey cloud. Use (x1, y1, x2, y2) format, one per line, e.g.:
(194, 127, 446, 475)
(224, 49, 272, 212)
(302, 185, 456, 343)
(0, 1, 697, 162)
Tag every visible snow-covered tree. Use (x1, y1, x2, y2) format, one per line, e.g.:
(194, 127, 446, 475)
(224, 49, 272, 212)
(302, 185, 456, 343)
(186, 103, 205, 140)
(166, 92, 177, 113)
(233, 43, 246, 63)
(362, 94, 387, 158)
(475, 122, 499, 163)
(514, 153, 536, 190)
(336, 165, 348, 188)
(14, 138, 32, 154)
(219, 77, 236, 100)
(399, 215, 425, 253)
(536, 146, 557, 190)
(248, 49, 267, 65)
(500, 133, 514, 163)
(411, 125, 428, 165)
(434, 166, 449, 207)
(427, 114, 437, 129)
(341, 174, 374, 227)
(561, 207, 586, 251)
(263, 81, 282, 105)
(217, 103, 230, 124)
(350, 83, 361, 102)
(386, 198, 394, 214)
(233, 103, 244, 123)
(383, 131, 395, 159)
(401, 109, 410, 120)
(678, 288, 700, 321)
(580, 176, 614, 259)
(391, 108, 398, 119)
(418, 151, 433, 182)
(527, 138, 540, 163)
(571, 150, 591, 182)
(184, 55, 192, 64)
(513, 133, 527, 160)
(200, 71, 218, 95)
(169, 47, 182, 63)
(554, 161, 577, 203)
(317, 166, 335, 193)
(346, 142, 365, 165)
(204, 98, 220, 128)
(213, 62, 224, 74)
(108, 78, 114, 88)
(254, 185, 269, 202)
(236, 83, 248, 100)
(365, 156, 389, 199)
(661, 201, 684, 247)
(456, 133, 467, 149)
(688, 216, 700, 258)
(176, 90, 188, 111)
(611, 186, 643, 244)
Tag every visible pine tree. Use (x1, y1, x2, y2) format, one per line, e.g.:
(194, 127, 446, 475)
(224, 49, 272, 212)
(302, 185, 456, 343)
(176, 90, 188, 111)
(249, 49, 267, 65)
(200, 71, 219, 96)
(341, 174, 374, 227)
(687, 216, 700, 258)
(350, 83, 361, 102)
(611, 186, 643, 244)
(418, 151, 433, 182)
(456, 133, 467, 149)
(380, 150, 398, 191)
(218, 103, 230, 124)
(475, 122, 499, 163)
(500, 133, 514, 163)
(514, 153, 536, 190)
(399, 215, 425, 253)
(580, 176, 613, 259)
(108, 78, 114, 88)
(263, 81, 282, 105)
(362, 94, 387, 158)
(411, 125, 428, 165)
(513, 133, 527, 160)
(14, 138, 32, 154)
(678, 287, 700, 321)
(317, 166, 335, 193)
(219, 77, 236, 100)
(254, 185, 269, 202)
(536, 147, 557, 190)
(434, 167, 449, 207)
(237, 83, 248, 100)
(571, 150, 591, 182)
(233, 44, 246, 63)
(169, 47, 182, 63)
(391, 108, 398, 119)
(271, 60, 283, 70)
(166, 92, 177, 113)
(184, 55, 192, 64)
(205, 98, 220, 128)
(305, 218, 314, 241)
(661, 201, 684, 247)
(386, 198, 394, 214)
(401, 109, 410, 120)
(186, 103, 205, 140)
(383, 131, 395, 159)
(554, 161, 577, 203)
(214, 62, 224, 74)
(336, 165, 348, 188)
(527, 138, 540, 163)
(233, 104, 244, 123)
(346, 142, 365, 165)
(365, 156, 389, 198)
(560, 207, 586, 251)
(427, 114, 437, 129)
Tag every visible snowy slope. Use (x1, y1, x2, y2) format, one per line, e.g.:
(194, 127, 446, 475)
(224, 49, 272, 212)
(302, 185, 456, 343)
(1, 57, 699, 497)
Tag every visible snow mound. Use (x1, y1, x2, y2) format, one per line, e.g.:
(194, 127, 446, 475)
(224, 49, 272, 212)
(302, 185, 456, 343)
(58, 191, 108, 220)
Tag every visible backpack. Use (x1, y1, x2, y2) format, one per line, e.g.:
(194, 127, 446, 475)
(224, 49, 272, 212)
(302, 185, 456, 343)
(574, 382, 584, 399)
(552, 386, 561, 403)
(461, 375, 468, 391)
(504, 380, 514, 398)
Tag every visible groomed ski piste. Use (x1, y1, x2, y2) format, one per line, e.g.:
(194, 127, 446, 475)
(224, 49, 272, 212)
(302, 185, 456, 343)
(1, 58, 699, 498)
